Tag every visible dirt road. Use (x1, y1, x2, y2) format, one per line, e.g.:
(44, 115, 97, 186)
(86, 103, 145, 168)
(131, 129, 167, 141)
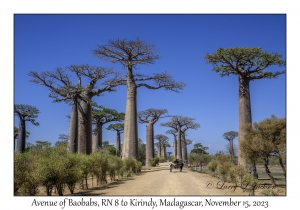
(72, 162, 248, 196)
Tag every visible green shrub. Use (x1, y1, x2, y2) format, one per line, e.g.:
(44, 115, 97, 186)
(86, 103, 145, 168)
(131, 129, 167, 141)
(150, 157, 159, 166)
(242, 175, 259, 196)
(14, 152, 41, 195)
(207, 159, 218, 176)
(124, 157, 142, 176)
(217, 161, 232, 181)
(36, 145, 68, 196)
(260, 188, 283, 196)
(64, 153, 82, 194)
(90, 152, 110, 185)
(108, 155, 125, 181)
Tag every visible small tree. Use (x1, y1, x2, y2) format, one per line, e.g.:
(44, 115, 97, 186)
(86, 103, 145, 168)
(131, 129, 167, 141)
(240, 116, 286, 186)
(14, 104, 40, 153)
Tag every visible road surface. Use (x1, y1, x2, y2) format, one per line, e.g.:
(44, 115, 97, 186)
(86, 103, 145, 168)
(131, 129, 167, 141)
(71, 162, 248, 196)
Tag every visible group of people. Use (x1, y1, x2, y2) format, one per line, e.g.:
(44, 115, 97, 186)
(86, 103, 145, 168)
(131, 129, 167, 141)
(169, 159, 184, 172)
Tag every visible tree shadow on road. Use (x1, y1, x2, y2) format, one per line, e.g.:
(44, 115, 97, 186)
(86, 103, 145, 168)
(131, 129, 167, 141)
(70, 177, 138, 196)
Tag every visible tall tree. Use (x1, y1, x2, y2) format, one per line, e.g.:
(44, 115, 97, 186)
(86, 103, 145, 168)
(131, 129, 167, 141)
(93, 38, 185, 159)
(222, 131, 238, 163)
(161, 116, 199, 161)
(92, 104, 125, 152)
(166, 129, 178, 159)
(14, 104, 39, 153)
(154, 134, 169, 158)
(14, 126, 30, 151)
(205, 47, 285, 176)
(138, 108, 168, 167)
(107, 123, 124, 156)
(180, 121, 200, 163)
(161, 139, 171, 159)
(29, 65, 123, 154)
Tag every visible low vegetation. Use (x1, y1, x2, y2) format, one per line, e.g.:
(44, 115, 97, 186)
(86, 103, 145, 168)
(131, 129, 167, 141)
(14, 143, 142, 196)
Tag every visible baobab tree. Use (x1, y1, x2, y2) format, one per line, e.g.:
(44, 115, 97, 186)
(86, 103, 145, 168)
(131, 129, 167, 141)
(107, 123, 124, 156)
(180, 121, 200, 163)
(14, 104, 39, 153)
(138, 108, 168, 167)
(222, 131, 238, 163)
(14, 126, 30, 151)
(92, 104, 125, 152)
(161, 116, 199, 161)
(154, 134, 169, 158)
(29, 65, 123, 154)
(166, 129, 178, 158)
(93, 38, 185, 159)
(205, 47, 285, 176)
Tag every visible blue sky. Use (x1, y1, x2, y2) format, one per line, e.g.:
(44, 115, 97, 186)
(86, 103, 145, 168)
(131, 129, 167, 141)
(13, 14, 286, 155)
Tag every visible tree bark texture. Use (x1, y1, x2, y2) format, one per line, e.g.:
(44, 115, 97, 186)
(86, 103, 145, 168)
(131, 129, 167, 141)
(92, 122, 103, 152)
(68, 100, 78, 153)
(16, 118, 26, 153)
(174, 138, 177, 158)
(78, 100, 92, 154)
(116, 131, 121, 156)
(177, 127, 182, 160)
(146, 123, 154, 167)
(238, 76, 254, 167)
(122, 66, 138, 159)
(181, 137, 187, 164)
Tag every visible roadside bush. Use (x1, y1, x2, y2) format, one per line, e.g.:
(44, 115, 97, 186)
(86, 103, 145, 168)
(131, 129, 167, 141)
(242, 174, 259, 196)
(36, 145, 68, 196)
(90, 152, 110, 185)
(217, 161, 232, 181)
(64, 153, 82, 194)
(108, 155, 125, 181)
(124, 157, 142, 177)
(77, 153, 93, 190)
(14, 152, 41, 195)
(150, 157, 159, 166)
(207, 159, 218, 176)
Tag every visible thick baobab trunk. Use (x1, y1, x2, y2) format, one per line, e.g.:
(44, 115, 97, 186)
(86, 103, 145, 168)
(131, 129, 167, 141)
(116, 131, 121, 156)
(122, 66, 138, 159)
(68, 100, 78, 153)
(238, 75, 257, 177)
(146, 123, 154, 167)
(92, 122, 103, 152)
(181, 135, 187, 164)
(16, 118, 26, 153)
(177, 127, 182, 160)
(78, 100, 92, 154)
(158, 141, 162, 157)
